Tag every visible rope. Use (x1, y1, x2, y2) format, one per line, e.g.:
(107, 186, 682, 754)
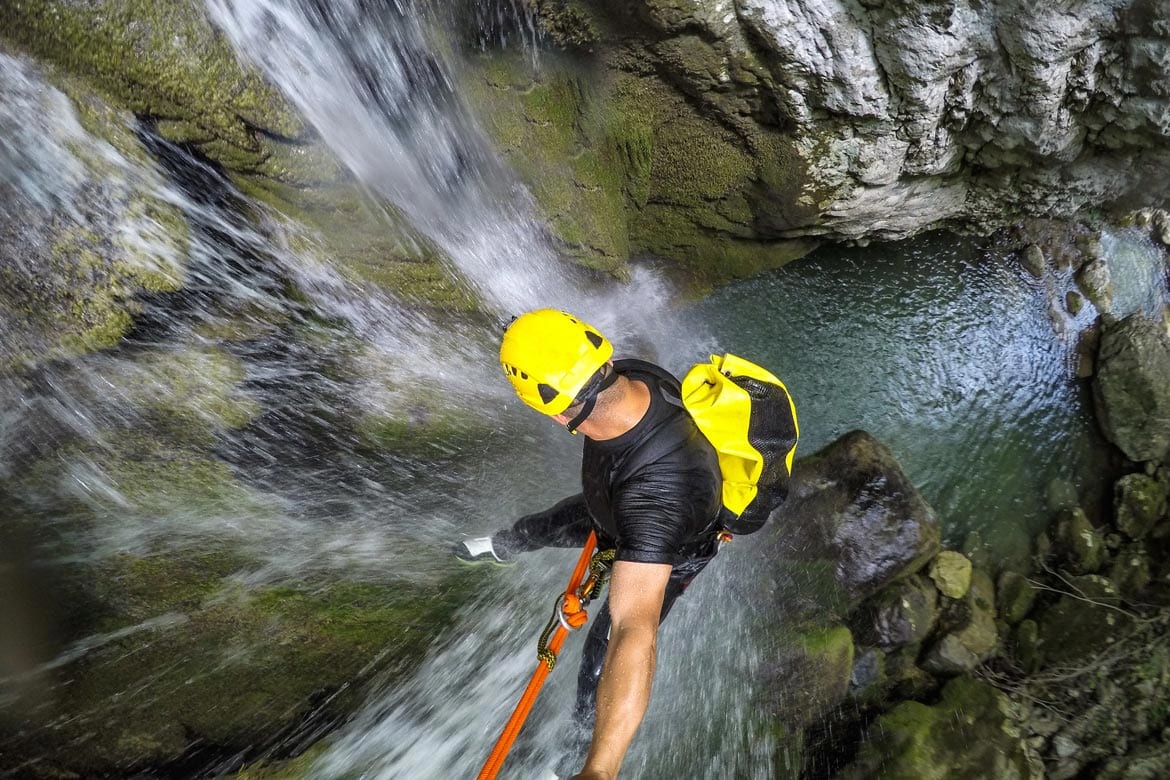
(477, 532, 607, 780)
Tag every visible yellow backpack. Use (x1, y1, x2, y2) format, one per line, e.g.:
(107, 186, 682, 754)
(680, 354, 799, 534)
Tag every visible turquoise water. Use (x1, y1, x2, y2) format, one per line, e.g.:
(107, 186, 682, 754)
(681, 232, 1116, 558)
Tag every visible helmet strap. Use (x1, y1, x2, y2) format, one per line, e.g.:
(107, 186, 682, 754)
(564, 367, 619, 435)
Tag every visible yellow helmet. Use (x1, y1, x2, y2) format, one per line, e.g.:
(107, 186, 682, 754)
(500, 309, 614, 415)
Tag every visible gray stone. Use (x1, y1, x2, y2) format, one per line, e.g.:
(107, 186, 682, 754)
(1093, 314, 1170, 463)
(855, 574, 939, 649)
(922, 570, 998, 675)
(1013, 619, 1041, 674)
(1076, 259, 1113, 313)
(998, 571, 1037, 625)
(1021, 244, 1047, 277)
(1107, 543, 1152, 598)
(1114, 472, 1168, 539)
(1054, 507, 1105, 574)
(779, 430, 941, 607)
(1046, 478, 1080, 513)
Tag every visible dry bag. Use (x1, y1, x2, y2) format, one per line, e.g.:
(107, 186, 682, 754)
(680, 354, 798, 534)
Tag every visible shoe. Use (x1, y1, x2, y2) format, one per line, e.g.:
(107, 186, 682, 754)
(451, 536, 514, 565)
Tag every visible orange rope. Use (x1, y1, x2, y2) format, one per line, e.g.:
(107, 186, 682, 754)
(477, 531, 599, 780)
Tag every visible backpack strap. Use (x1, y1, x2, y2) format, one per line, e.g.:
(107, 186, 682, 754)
(613, 358, 685, 407)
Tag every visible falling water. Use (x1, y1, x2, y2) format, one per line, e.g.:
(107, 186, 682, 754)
(4, 0, 1170, 777)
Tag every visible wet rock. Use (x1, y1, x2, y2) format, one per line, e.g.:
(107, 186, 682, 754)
(1020, 244, 1046, 278)
(761, 625, 855, 727)
(1065, 291, 1085, 316)
(1046, 478, 1080, 514)
(779, 430, 941, 608)
(848, 646, 886, 704)
(839, 677, 1042, 780)
(1053, 507, 1105, 574)
(921, 570, 998, 675)
(1108, 543, 1153, 599)
(1114, 472, 1168, 540)
(1012, 619, 1042, 674)
(998, 571, 1037, 625)
(853, 574, 938, 649)
(1075, 322, 1100, 379)
(929, 550, 973, 599)
(1035, 575, 1131, 667)
(1076, 259, 1113, 313)
(1093, 314, 1170, 463)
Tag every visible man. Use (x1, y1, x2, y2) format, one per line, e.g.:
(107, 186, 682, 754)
(454, 309, 724, 779)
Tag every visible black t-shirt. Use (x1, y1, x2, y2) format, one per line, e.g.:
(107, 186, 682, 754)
(581, 359, 723, 566)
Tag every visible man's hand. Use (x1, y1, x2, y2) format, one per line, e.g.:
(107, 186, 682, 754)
(577, 559, 671, 778)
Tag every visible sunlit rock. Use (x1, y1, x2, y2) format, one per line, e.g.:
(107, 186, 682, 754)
(929, 550, 973, 600)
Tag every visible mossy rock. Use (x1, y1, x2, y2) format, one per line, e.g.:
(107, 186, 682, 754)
(760, 624, 855, 727)
(928, 550, 973, 600)
(4, 553, 453, 775)
(0, 69, 191, 371)
(840, 677, 1041, 780)
(1114, 472, 1167, 540)
(2, 0, 308, 177)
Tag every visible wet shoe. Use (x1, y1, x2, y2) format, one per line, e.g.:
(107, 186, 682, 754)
(451, 536, 514, 565)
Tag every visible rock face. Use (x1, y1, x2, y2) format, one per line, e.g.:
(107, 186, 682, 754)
(506, 0, 1170, 255)
(777, 430, 941, 607)
(1093, 314, 1170, 462)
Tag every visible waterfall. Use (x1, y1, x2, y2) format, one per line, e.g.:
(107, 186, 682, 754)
(202, 0, 683, 348)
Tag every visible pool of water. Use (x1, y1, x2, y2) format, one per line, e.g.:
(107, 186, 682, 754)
(679, 231, 1130, 560)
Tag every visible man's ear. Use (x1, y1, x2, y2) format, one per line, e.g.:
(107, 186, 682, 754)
(550, 412, 570, 425)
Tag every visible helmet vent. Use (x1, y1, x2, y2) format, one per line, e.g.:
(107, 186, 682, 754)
(537, 383, 559, 405)
(585, 331, 603, 349)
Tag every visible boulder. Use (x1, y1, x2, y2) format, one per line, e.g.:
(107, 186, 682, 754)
(1020, 245, 1046, 278)
(1076, 259, 1114, 313)
(997, 571, 1038, 625)
(1093, 314, 1170, 462)
(929, 551, 973, 599)
(777, 430, 941, 608)
(922, 570, 999, 675)
(1114, 472, 1168, 540)
(853, 574, 939, 649)
(760, 625, 855, 727)
(839, 677, 1042, 780)
(1035, 575, 1132, 667)
(1053, 507, 1105, 574)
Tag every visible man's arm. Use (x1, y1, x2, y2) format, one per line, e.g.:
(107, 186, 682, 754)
(572, 559, 672, 780)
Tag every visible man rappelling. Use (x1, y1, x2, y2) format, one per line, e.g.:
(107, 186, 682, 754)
(456, 309, 797, 779)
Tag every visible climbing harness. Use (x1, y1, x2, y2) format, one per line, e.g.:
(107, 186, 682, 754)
(477, 532, 614, 780)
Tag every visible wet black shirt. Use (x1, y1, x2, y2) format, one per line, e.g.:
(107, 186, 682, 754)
(581, 360, 722, 566)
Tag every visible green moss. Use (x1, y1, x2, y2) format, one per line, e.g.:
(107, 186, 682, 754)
(843, 677, 1038, 780)
(2, 0, 305, 175)
(234, 744, 330, 779)
(127, 347, 263, 434)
